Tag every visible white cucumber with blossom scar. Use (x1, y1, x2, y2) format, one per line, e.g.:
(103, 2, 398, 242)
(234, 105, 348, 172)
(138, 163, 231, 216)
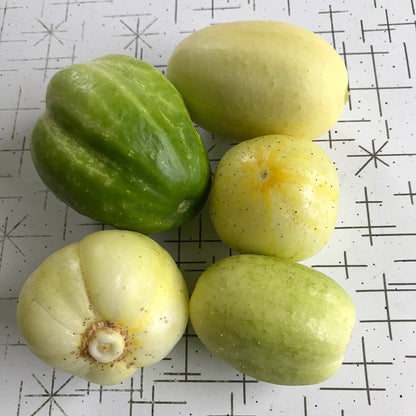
(17, 230, 189, 385)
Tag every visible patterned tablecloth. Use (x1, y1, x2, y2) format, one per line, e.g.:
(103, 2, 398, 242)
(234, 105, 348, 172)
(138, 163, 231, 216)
(1, 1, 416, 415)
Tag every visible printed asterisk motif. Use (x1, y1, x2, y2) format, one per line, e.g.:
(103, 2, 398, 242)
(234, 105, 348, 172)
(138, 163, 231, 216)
(20, 19, 68, 80)
(25, 369, 84, 416)
(0, 215, 50, 271)
(23, 19, 66, 47)
(348, 139, 416, 176)
(348, 140, 389, 175)
(118, 17, 158, 57)
(35, 19, 65, 46)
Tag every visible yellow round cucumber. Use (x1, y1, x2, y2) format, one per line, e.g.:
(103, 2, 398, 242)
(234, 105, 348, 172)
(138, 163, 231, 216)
(209, 135, 339, 262)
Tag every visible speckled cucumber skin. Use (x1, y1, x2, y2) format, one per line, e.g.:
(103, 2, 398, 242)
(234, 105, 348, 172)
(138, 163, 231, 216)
(166, 21, 349, 141)
(31, 54, 211, 235)
(17, 230, 189, 385)
(209, 135, 339, 262)
(189, 255, 356, 386)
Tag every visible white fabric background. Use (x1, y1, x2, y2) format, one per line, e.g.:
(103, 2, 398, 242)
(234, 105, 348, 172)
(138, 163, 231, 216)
(1, 1, 415, 415)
